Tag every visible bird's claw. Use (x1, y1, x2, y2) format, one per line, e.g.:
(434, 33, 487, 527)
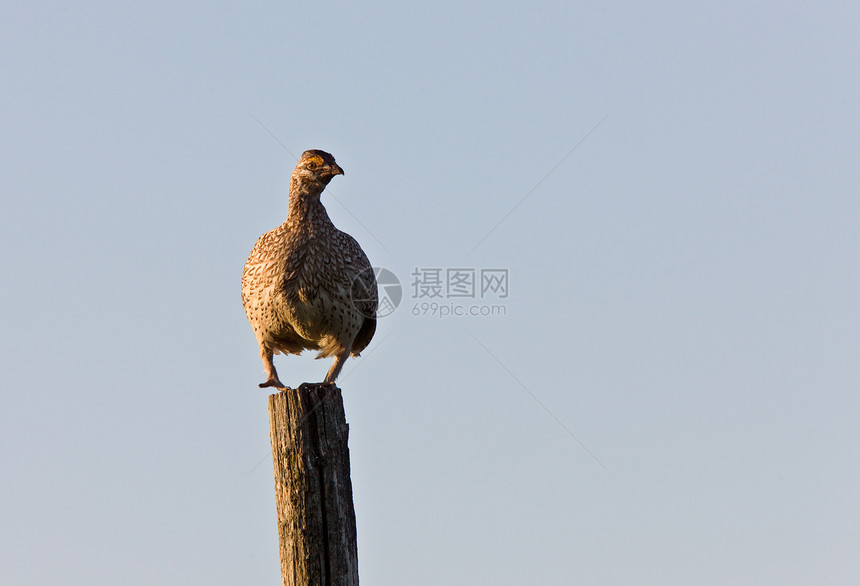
(259, 379, 287, 390)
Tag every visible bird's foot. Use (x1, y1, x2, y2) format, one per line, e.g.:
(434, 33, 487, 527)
(259, 378, 287, 390)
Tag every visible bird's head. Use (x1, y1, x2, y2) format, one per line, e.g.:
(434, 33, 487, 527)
(293, 149, 344, 187)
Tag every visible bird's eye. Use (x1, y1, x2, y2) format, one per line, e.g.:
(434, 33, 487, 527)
(307, 161, 318, 169)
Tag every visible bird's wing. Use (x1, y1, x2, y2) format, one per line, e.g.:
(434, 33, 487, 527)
(333, 231, 377, 310)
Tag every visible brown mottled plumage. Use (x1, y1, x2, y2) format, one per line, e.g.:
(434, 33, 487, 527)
(241, 150, 377, 388)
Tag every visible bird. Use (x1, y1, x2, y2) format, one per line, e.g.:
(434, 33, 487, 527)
(241, 149, 377, 389)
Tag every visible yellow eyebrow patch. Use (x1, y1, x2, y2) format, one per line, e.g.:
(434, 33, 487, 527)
(307, 155, 325, 166)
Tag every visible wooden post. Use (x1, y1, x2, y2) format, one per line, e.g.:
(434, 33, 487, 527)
(268, 385, 359, 586)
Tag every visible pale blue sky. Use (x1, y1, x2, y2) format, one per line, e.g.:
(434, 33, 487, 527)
(2, 1, 858, 584)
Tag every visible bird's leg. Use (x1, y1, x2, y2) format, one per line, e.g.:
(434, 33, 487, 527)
(259, 347, 286, 389)
(323, 346, 351, 384)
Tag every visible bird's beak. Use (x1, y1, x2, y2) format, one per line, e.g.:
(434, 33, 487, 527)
(328, 163, 345, 176)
